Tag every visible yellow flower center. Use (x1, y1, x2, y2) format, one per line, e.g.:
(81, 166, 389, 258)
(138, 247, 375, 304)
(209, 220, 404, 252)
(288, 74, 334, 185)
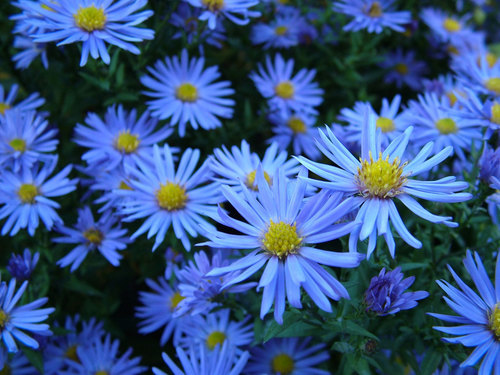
(394, 63, 408, 75)
(275, 81, 295, 99)
(119, 181, 133, 190)
(491, 102, 500, 124)
(0, 102, 10, 115)
(115, 131, 140, 153)
(375, 117, 395, 133)
(74, 5, 107, 32)
(202, 0, 224, 11)
(275, 25, 288, 36)
(356, 152, 407, 198)
(446, 44, 459, 55)
(367, 1, 382, 18)
(0, 310, 9, 330)
(170, 291, 185, 311)
(485, 78, 500, 95)
(486, 53, 498, 68)
(489, 304, 500, 339)
(18, 183, 38, 203)
(287, 116, 306, 133)
(435, 118, 458, 134)
(65, 345, 80, 362)
(9, 138, 26, 152)
(206, 331, 226, 350)
(156, 182, 187, 211)
(246, 170, 272, 191)
(446, 91, 458, 106)
(443, 18, 461, 32)
(0, 364, 11, 375)
(271, 353, 295, 374)
(83, 228, 103, 245)
(262, 220, 302, 258)
(95, 371, 109, 375)
(176, 82, 198, 103)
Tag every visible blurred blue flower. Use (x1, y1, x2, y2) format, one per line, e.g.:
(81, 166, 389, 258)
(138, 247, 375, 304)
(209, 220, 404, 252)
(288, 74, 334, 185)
(28, 0, 154, 66)
(12, 35, 48, 70)
(204, 168, 364, 323)
(185, 0, 260, 29)
(298, 111, 472, 258)
(53, 206, 131, 271)
(430, 250, 500, 374)
(365, 267, 428, 315)
(141, 49, 235, 137)
(333, 0, 411, 34)
(379, 49, 427, 90)
(7, 248, 39, 281)
(0, 84, 44, 116)
(452, 51, 500, 98)
(250, 53, 324, 116)
(480, 146, 500, 184)
(0, 157, 77, 236)
(0, 348, 38, 375)
(118, 145, 219, 251)
(244, 337, 329, 375)
(420, 8, 475, 44)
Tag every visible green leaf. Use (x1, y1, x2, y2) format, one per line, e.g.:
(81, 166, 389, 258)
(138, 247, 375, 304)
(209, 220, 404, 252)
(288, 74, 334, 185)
(419, 350, 442, 375)
(64, 275, 104, 297)
(22, 347, 44, 373)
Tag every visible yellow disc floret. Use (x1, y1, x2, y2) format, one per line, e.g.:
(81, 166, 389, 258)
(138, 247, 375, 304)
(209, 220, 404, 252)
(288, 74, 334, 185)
(262, 220, 302, 258)
(156, 182, 188, 211)
(367, 1, 382, 18)
(485, 78, 500, 95)
(275, 25, 288, 36)
(74, 5, 107, 32)
(83, 228, 103, 245)
(176, 83, 199, 102)
(275, 81, 295, 99)
(0, 103, 11, 115)
(271, 353, 295, 374)
(9, 138, 26, 152)
(287, 116, 306, 133)
(489, 304, 500, 339)
(119, 181, 133, 190)
(394, 63, 408, 75)
(246, 170, 272, 191)
(491, 102, 500, 125)
(170, 291, 185, 311)
(443, 18, 461, 32)
(375, 117, 395, 133)
(202, 0, 224, 11)
(0, 310, 9, 330)
(65, 345, 80, 362)
(18, 183, 38, 203)
(486, 53, 498, 68)
(356, 152, 407, 198)
(115, 131, 140, 153)
(206, 331, 226, 350)
(435, 118, 458, 134)
(94, 371, 109, 375)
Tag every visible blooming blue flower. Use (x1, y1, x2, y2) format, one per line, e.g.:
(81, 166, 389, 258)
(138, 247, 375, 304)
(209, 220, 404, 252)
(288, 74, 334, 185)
(152, 342, 249, 375)
(204, 168, 364, 323)
(174, 250, 256, 316)
(0, 84, 44, 116)
(297, 111, 472, 258)
(378, 49, 427, 90)
(141, 49, 235, 137)
(420, 8, 475, 44)
(117, 144, 219, 251)
(12, 35, 48, 70)
(209, 140, 299, 194)
(185, 0, 260, 29)
(27, 0, 154, 66)
(0, 277, 54, 352)
(74, 105, 172, 170)
(53, 205, 131, 271)
(7, 248, 39, 281)
(333, 0, 411, 34)
(429, 250, 500, 374)
(244, 337, 329, 375)
(0, 156, 78, 236)
(365, 267, 429, 315)
(177, 309, 253, 353)
(0, 109, 58, 172)
(452, 51, 500, 98)
(480, 146, 500, 184)
(250, 53, 324, 116)
(0, 348, 38, 375)
(422, 74, 464, 106)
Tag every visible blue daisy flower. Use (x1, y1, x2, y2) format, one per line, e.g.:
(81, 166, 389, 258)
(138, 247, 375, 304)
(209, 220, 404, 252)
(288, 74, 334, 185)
(0, 84, 44, 116)
(12, 35, 49, 70)
(0, 109, 58, 172)
(452, 52, 500, 98)
(117, 144, 219, 251)
(204, 168, 364, 323)
(333, 0, 411, 34)
(244, 337, 329, 375)
(297, 111, 472, 258)
(378, 49, 427, 90)
(0, 348, 38, 375)
(420, 8, 475, 44)
(74, 105, 172, 170)
(401, 92, 482, 161)
(209, 140, 299, 194)
(429, 250, 500, 374)
(185, 0, 260, 29)
(0, 157, 78, 236)
(27, 0, 154, 66)
(141, 49, 235, 137)
(53, 205, 131, 272)
(365, 267, 429, 315)
(250, 53, 324, 116)
(0, 277, 55, 352)
(479, 146, 500, 184)
(177, 309, 253, 353)
(7, 248, 39, 282)
(175, 250, 256, 316)
(422, 74, 464, 106)
(136, 277, 186, 346)
(267, 109, 321, 160)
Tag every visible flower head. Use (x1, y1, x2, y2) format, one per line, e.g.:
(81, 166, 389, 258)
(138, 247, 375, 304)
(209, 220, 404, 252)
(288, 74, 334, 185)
(185, 0, 260, 29)
(0, 84, 44, 116)
(7, 248, 39, 281)
(379, 49, 427, 90)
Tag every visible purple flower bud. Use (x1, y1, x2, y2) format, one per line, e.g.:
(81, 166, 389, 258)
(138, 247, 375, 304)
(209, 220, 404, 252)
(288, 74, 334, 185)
(479, 145, 500, 184)
(7, 248, 39, 281)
